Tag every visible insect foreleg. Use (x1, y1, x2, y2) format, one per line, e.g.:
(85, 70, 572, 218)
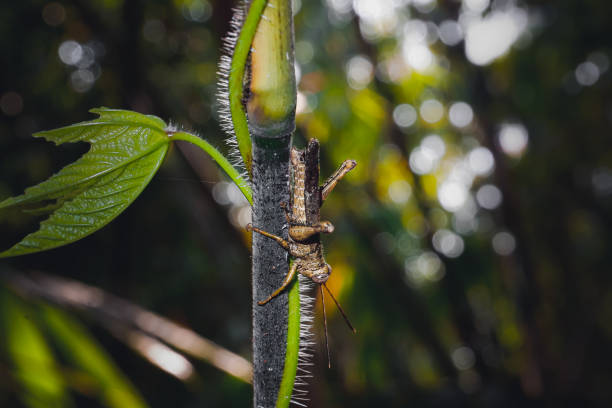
(321, 159, 357, 202)
(258, 261, 299, 305)
(246, 224, 290, 250)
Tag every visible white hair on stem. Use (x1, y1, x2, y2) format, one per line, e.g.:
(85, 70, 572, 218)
(291, 274, 315, 406)
(216, 3, 250, 185)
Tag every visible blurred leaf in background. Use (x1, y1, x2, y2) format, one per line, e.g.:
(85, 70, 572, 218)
(1, 290, 73, 408)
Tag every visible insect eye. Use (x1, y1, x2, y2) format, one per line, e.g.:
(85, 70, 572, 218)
(313, 274, 328, 283)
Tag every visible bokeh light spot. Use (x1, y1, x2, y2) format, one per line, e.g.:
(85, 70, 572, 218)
(410, 147, 436, 175)
(292, 0, 302, 15)
(448, 102, 474, 128)
(412, 0, 437, 14)
(492, 231, 516, 255)
(405, 251, 445, 287)
(476, 184, 502, 209)
(295, 41, 314, 64)
(76, 46, 95, 69)
(353, 0, 400, 39)
(404, 44, 434, 72)
(465, 9, 527, 66)
(463, 0, 490, 13)
(182, 0, 212, 22)
(592, 168, 612, 196)
(420, 99, 444, 123)
(451, 345, 476, 370)
(575, 61, 600, 86)
(295, 63, 302, 84)
(438, 181, 468, 212)
(70, 69, 95, 93)
(346, 55, 374, 89)
(393, 104, 417, 128)
(498, 123, 528, 158)
(432, 229, 465, 258)
(296, 92, 311, 115)
(327, 0, 352, 13)
(388, 180, 412, 204)
(403, 19, 428, 44)
(42, 2, 66, 26)
(452, 195, 479, 234)
(439, 20, 464, 46)
(588, 51, 610, 73)
(0, 92, 24, 116)
(422, 134, 446, 158)
(409, 135, 445, 175)
(58, 40, 83, 66)
(467, 147, 494, 176)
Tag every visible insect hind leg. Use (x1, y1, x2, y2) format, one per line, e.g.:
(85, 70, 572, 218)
(258, 261, 298, 305)
(246, 224, 290, 250)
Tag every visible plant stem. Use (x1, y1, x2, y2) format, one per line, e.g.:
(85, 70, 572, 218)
(251, 133, 291, 407)
(248, 0, 297, 406)
(247, 0, 296, 136)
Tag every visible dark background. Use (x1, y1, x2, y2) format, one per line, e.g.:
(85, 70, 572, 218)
(1, 0, 612, 407)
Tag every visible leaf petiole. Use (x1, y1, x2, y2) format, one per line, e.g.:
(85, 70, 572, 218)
(169, 131, 252, 205)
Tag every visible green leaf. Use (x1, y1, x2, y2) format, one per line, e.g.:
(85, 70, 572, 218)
(0, 291, 73, 408)
(0, 108, 170, 258)
(40, 305, 149, 408)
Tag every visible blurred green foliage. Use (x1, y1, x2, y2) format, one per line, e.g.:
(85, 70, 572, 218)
(1, 0, 612, 407)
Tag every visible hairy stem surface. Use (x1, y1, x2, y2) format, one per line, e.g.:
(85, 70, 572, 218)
(249, 0, 297, 406)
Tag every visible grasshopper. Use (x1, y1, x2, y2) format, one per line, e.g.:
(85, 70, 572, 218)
(247, 139, 356, 365)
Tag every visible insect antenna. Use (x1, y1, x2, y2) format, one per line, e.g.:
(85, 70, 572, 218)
(319, 284, 331, 368)
(322, 283, 357, 334)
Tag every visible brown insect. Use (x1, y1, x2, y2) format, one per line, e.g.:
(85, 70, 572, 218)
(247, 139, 356, 366)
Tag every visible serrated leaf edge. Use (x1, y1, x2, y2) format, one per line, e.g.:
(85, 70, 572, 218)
(0, 139, 169, 210)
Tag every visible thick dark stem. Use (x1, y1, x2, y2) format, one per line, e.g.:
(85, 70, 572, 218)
(251, 133, 291, 407)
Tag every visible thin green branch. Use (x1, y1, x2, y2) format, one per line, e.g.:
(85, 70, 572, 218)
(170, 132, 252, 205)
(230, 0, 269, 173)
(276, 266, 300, 408)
